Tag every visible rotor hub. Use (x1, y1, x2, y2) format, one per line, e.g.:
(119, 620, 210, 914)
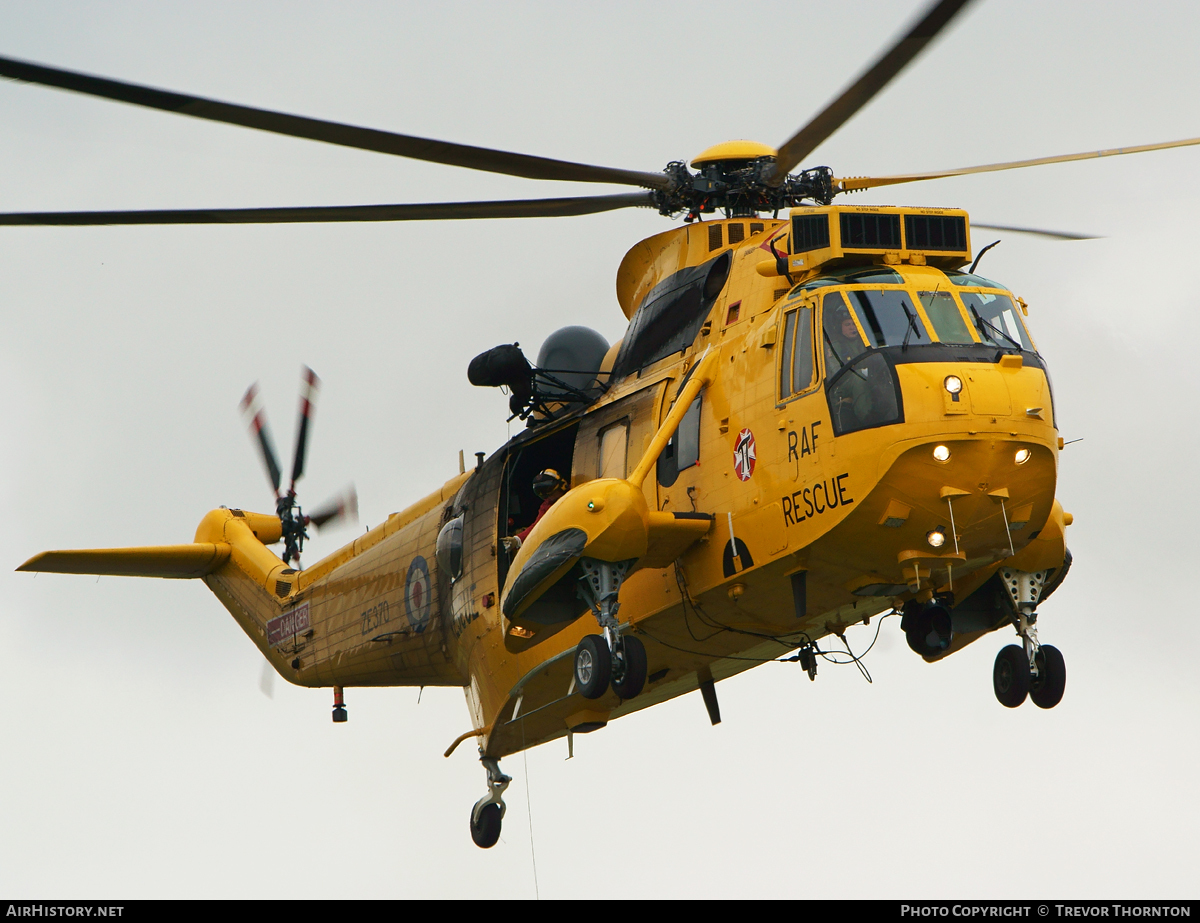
(654, 157, 836, 221)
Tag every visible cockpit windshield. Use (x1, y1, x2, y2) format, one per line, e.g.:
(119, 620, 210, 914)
(945, 270, 1005, 288)
(843, 289, 931, 349)
(795, 266, 1037, 354)
(919, 290, 975, 344)
(789, 266, 904, 298)
(960, 291, 1035, 351)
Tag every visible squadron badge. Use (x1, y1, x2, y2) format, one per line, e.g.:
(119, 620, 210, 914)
(733, 428, 756, 481)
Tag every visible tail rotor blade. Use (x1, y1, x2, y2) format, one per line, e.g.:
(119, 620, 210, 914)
(289, 366, 321, 492)
(307, 486, 358, 530)
(239, 383, 282, 496)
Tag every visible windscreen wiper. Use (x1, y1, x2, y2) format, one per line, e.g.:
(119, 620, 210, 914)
(970, 306, 1021, 350)
(823, 329, 847, 372)
(900, 300, 920, 352)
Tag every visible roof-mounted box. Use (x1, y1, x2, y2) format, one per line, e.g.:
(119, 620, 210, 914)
(786, 205, 971, 275)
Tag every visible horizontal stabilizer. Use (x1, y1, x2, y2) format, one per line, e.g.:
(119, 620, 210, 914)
(17, 543, 230, 579)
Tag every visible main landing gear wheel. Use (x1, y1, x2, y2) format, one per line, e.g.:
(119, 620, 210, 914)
(1030, 644, 1067, 709)
(574, 634, 611, 700)
(470, 802, 502, 848)
(995, 567, 1067, 710)
(611, 634, 647, 700)
(993, 645, 1030, 708)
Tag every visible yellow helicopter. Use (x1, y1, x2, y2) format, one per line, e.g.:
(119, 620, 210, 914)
(8, 0, 1200, 850)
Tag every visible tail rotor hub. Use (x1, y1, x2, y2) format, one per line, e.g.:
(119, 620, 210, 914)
(239, 366, 356, 568)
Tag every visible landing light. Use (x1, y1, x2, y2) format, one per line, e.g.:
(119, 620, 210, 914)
(1015, 448, 1031, 465)
(944, 375, 963, 395)
(932, 445, 951, 463)
(927, 529, 946, 548)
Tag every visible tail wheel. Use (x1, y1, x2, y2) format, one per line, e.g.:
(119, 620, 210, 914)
(1030, 644, 1067, 709)
(574, 635, 611, 700)
(470, 802, 502, 849)
(993, 644, 1030, 708)
(611, 635, 648, 700)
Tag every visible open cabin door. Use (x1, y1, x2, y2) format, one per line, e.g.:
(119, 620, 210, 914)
(496, 422, 580, 594)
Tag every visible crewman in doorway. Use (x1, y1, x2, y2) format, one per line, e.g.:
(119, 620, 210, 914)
(501, 468, 569, 554)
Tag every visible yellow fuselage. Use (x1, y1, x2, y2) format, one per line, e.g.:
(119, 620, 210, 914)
(22, 207, 1069, 762)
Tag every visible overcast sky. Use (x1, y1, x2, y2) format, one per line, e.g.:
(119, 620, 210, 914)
(0, 0, 1197, 899)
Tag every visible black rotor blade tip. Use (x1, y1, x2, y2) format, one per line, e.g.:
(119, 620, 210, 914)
(289, 366, 321, 490)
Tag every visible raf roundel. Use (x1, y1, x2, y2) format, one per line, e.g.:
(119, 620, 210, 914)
(405, 556, 432, 634)
(733, 428, 757, 481)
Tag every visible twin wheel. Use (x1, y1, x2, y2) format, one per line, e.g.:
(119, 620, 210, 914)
(993, 643, 1066, 709)
(574, 633, 648, 700)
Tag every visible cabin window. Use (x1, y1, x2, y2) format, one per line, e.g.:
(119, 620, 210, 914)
(960, 292, 1035, 352)
(779, 306, 816, 401)
(611, 252, 731, 378)
(843, 288, 931, 348)
(919, 290, 975, 344)
(657, 396, 701, 488)
(435, 514, 464, 581)
(599, 421, 628, 479)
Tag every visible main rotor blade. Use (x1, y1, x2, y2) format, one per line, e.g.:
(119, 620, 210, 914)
(0, 55, 669, 191)
(289, 366, 320, 493)
(971, 222, 1099, 241)
(0, 192, 656, 226)
(239, 383, 282, 497)
(770, 0, 973, 182)
(835, 135, 1200, 193)
(307, 487, 359, 530)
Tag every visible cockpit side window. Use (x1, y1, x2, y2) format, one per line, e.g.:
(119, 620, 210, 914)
(780, 309, 797, 398)
(919, 290, 976, 344)
(779, 304, 816, 401)
(960, 291, 1036, 352)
